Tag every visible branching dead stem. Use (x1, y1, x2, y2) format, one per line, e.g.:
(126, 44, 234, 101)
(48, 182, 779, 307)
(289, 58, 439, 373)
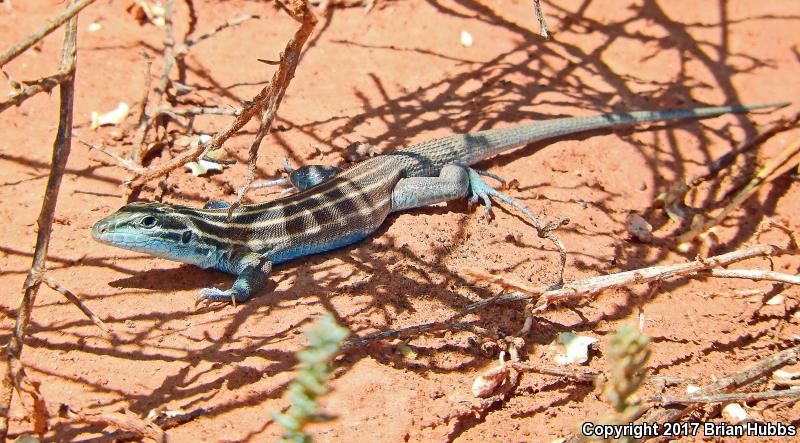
(0, 8, 79, 439)
(42, 275, 110, 334)
(564, 345, 800, 442)
(125, 8, 258, 172)
(465, 243, 797, 313)
(127, 0, 317, 193)
(346, 241, 797, 352)
(0, 0, 95, 67)
(677, 135, 800, 244)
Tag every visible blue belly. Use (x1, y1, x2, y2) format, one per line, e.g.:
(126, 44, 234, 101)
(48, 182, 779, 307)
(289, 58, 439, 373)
(269, 231, 371, 264)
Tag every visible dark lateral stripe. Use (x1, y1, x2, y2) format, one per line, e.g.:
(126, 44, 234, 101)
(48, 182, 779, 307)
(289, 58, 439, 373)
(172, 161, 400, 233)
(176, 157, 397, 221)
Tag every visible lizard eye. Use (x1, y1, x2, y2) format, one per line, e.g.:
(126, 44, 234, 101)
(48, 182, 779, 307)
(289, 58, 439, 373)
(181, 230, 193, 244)
(140, 216, 158, 228)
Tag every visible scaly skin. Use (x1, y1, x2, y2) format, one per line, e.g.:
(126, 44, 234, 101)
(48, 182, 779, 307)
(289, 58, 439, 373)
(92, 102, 788, 303)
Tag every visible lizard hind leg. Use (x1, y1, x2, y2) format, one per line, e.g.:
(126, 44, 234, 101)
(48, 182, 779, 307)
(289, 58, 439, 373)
(466, 168, 569, 284)
(390, 164, 568, 283)
(252, 158, 343, 194)
(287, 164, 343, 191)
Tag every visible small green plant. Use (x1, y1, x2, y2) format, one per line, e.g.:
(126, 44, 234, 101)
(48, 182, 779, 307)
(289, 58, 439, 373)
(603, 325, 651, 436)
(272, 314, 349, 443)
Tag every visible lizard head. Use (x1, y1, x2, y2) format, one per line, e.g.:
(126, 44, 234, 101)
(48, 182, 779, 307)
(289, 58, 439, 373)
(92, 201, 219, 267)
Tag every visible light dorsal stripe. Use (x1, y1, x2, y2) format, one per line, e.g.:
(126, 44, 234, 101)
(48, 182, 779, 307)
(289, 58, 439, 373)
(173, 160, 401, 233)
(180, 194, 392, 250)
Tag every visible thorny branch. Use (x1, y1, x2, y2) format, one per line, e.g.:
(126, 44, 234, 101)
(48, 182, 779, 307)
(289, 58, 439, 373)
(464, 243, 797, 313)
(0, 69, 72, 113)
(126, 0, 317, 195)
(677, 134, 800, 243)
(0, 0, 95, 67)
(0, 8, 78, 440)
(563, 345, 800, 443)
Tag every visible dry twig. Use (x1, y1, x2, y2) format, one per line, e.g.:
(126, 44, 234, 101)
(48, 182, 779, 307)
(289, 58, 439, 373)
(705, 268, 800, 285)
(342, 321, 491, 351)
(532, 0, 549, 39)
(465, 243, 797, 313)
(0, 0, 95, 67)
(42, 275, 110, 334)
(130, 55, 153, 162)
(346, 242, 797, 351)
(0, 70, 73, 113)
(563, 345, 800, 442)
(510, 362, 597, 382)
(79, 138, 146, 174)
(129, 9, 257, 166)
(633, 345, 800, 440)
(127, 0, 317, 192)
(677, 135, 800, 243)
(690, 108, 800, 187)
(65, 407, 165, 443)
(0, 0, 98, 112)
(177, 14, 261, 55)
(0, 8, 79, 439)
(654, 388, 800, 405)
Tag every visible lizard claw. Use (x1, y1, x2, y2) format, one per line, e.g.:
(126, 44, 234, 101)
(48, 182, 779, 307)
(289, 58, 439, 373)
(197, 287, 245, 307)
(472, 168, 506, 188)
(467, 168, 542, 226)
(466, 169, 504, 215)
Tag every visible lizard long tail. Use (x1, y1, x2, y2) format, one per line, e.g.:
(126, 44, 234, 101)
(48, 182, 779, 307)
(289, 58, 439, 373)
(459, 102, 789, 165)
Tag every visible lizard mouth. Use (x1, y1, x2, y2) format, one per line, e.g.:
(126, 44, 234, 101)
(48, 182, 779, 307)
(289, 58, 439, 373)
(91, 219, 145, 249)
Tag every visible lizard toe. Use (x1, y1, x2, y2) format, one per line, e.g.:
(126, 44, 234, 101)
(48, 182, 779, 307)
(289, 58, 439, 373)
(198, 287, 246, 305)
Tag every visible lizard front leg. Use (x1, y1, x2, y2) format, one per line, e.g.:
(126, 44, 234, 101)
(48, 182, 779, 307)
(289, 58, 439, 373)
(198, 252, 272, 304)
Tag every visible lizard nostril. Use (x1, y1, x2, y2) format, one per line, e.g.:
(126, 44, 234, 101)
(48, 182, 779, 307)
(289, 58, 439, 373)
(92, 221, 109, 239)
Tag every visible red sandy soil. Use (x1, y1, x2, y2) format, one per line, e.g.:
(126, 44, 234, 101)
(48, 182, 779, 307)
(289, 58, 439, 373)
(2, 0, 800, 441)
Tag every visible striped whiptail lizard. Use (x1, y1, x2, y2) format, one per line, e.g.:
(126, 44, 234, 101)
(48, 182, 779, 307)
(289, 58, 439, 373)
(92, 103, 786, 303)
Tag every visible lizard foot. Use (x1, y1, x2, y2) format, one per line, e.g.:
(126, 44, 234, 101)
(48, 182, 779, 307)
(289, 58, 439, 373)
(466, 168, 569, 284)
(252, 158, 342, 194)
(197, 286, 248, 307)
